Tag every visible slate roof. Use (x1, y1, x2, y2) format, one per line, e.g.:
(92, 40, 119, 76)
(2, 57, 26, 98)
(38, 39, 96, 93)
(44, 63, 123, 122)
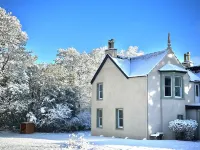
(195, 72, 200, 78)
(112, 49, 168, 77)
(188, 71, 200, 82)
(91, 49, 200, 84)
(159, 64, 187, 72)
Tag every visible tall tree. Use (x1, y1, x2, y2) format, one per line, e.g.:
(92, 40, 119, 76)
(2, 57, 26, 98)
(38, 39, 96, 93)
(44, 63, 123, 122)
(0, 7, 35, 128)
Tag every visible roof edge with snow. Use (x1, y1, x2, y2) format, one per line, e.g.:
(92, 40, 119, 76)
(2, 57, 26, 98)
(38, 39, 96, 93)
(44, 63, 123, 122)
(91, 54, 129, 84)
(91, 49, 168, 84)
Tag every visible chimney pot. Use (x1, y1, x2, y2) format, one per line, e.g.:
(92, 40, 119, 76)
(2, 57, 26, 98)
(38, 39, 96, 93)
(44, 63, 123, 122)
(186, 52, 191, 61)
(182, 52, 193, 67)
(105, 39, 117, 57)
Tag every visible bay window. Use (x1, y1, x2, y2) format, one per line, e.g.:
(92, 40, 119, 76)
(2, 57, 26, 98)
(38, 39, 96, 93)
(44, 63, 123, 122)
(161, 73, 184, 99)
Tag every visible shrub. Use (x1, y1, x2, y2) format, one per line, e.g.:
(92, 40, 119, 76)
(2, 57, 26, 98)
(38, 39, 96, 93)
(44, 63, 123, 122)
(169, 119, 198, 140)
(35, 110, 91, 132)
(61, 133, 93, 150)
(77, 111, 91, 130)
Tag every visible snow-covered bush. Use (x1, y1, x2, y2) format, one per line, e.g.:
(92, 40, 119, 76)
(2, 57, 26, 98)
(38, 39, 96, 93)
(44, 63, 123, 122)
(61, 133, 93, 150)
(169, 119, 198, 140)
(77, 111, 91, 130)
(31, 85, 91, 132)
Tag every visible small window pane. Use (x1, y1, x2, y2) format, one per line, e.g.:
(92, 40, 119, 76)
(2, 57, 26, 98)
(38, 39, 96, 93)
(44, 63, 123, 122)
(99, 118, 102, 126)
(175, 77, 181, 86)
(119, 118, 123, 127)
(99, 91, 103, 99)
(99, 84, 103, 91)
(175, 87, 181, 97)
(177, 114, 183, 120)
(119, 110, 123, 118)
(175, 77, 182, 97)
(196, 85, 199, 96)
(164, 76, 171, 97)
(165, 77, 171, 86)
(165, 87, 171, 96)
(99, 109, 102, 117)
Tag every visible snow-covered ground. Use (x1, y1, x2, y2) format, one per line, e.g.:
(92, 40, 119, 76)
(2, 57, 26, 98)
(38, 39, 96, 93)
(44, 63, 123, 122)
(0, 131, 200, 150)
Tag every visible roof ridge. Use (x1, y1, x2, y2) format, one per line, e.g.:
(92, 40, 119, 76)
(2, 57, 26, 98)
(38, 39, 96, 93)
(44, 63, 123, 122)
(130, 49, 167, 60)
(116, 49, 168, 60)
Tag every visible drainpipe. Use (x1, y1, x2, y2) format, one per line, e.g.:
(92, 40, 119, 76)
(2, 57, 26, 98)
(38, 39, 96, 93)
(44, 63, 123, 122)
(160, 73, 163, 134)
(147, 74, 149, 139)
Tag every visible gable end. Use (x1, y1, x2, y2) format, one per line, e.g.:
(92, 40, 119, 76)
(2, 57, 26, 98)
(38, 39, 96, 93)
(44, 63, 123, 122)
(90, 54, 129, 84)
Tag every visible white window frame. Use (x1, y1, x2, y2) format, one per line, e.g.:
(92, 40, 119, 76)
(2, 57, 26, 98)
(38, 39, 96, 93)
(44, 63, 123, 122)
(97, 109, 103, 128)
(174, 76, 182, 98)
(117, 109, 123, 129)
(97, 83, 103, 100)
(164, 76, 172, 97)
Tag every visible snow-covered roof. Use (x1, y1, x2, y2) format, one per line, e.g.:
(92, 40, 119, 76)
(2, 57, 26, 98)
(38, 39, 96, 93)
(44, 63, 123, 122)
(112, 49, 168, 77)
(111, 57, 130, 76)
(195, 72, 200, 78)
(159, 64, 187, 72)
(91, 49, 200, 83)
(159, 64, 200, 82)
(187, 70, 200, 82)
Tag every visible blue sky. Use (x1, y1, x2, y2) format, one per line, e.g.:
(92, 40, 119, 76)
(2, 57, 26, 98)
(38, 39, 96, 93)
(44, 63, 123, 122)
(1, 0, 200, 64)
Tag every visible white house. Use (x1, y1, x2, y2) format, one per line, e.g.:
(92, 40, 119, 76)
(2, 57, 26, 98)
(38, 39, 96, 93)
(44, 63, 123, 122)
(91, 34, 200, 139)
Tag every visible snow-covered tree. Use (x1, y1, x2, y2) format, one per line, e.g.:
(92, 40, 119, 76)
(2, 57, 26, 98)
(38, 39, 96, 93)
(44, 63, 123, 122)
(118, 46, 144, 57)
(0, 7, 36, 128)
(0, 7, 144, 131)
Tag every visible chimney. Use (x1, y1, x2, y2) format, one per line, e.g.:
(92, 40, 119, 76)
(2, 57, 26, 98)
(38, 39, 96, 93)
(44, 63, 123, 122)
(186, 52, 190, 61)
(182, 52, 193, 68)
(184, 53, 187, 62)
(105, 39, 117, 57)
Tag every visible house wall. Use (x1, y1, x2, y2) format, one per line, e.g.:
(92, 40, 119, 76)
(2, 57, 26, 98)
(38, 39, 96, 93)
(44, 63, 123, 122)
(91, 59, 148, 139)
(186, 109, 197, 120)
(186, 109, 200, 139)
(147, 50, 195, 139)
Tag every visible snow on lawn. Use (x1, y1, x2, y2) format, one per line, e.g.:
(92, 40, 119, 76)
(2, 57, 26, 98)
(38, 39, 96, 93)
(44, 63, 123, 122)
(0, 131, 200, 150)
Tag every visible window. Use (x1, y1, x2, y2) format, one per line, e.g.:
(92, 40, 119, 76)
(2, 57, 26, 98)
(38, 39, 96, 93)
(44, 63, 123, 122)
(116, 109, 123, 129)
(196, 84, 199, 97)
(177, 114, 183, 120)
(164, 76, 172, 97)
(97, 83, 103, 100)
(162, 73, 184, 99)
(175, 77, 182, 98)
(97, 109, 103, 128)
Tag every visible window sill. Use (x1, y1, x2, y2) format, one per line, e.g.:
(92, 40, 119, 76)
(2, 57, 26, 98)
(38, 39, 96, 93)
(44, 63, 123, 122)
(116, 127, 124, 130)
(162, 96, 173, 99)
(162, 97, 184, 100)
(97, 99, 103, 101)
(97, 126, 103, 129)
(174, 98, 184, 100)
